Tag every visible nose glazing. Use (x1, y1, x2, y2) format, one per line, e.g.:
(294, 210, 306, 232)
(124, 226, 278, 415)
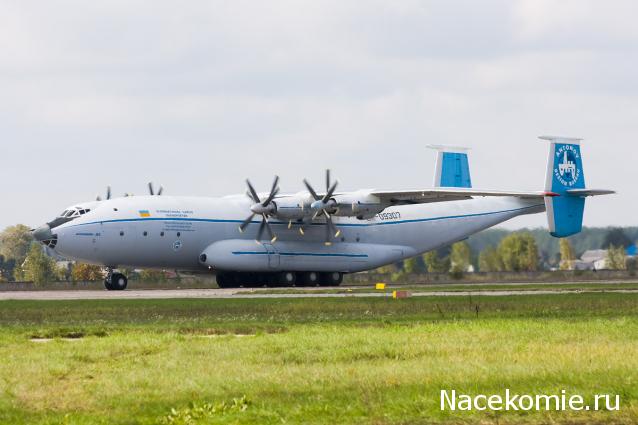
(32, 225, 58, 248)
(32, 225, 52, 242)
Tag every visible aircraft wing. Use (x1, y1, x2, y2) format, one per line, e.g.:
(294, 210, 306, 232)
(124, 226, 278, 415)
(370, 188, 547, 205)
(369, 187, 615, 205)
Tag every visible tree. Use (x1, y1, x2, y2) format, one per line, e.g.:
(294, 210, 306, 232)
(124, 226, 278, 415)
(139, 269, 167, 282)
(423, 250, 448, 273)
(478, 246, 502, 272)
(450, 242, 471, 274)
(603, 228, 632, 249)
(375, 264, 396, 274)
(19, 243, 57, 285)
(403, 256, 420, 274)
(605, 245, 627, 270)
(497, 233, 539, 272)
(71, 263, 104, 281)
(0, 224, 33, 279)
(559, 238, 575, 270)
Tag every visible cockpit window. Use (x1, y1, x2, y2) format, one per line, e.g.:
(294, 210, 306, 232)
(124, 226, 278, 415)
(60, 207, 91, 218)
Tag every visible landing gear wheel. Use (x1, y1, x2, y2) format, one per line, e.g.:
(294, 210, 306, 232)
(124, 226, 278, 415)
(216, 273, 230, 288)
(320, 272, 343, 286)
(104, 280, 114, 290)
(298, 271, 319, 286)
(278, 271, 296, 287)
(110, 273, 128, 290)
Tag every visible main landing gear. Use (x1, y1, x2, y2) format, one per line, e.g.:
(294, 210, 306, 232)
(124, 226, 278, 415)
(104, 268, 128, 291)
(216, 271, 343, 288)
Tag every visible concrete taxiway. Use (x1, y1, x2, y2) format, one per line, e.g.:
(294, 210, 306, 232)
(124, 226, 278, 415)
(0, 287, 637, 301)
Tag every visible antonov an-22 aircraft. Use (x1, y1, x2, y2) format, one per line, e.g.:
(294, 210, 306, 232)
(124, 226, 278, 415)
(32, 136, 613, 290)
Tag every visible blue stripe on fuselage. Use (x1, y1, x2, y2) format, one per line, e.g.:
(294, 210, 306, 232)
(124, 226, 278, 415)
(231, 251, 368, 258)
(65, 204, 543, 230)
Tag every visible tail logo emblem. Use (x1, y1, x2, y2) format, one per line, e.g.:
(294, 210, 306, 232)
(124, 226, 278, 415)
(554, 145, 580, 187)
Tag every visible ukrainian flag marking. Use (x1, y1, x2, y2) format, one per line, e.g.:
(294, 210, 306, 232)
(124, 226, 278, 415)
(138, 210, 151, 217)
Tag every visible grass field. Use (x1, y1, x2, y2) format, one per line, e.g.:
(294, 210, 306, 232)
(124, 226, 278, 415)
(0, 292, 637, 424)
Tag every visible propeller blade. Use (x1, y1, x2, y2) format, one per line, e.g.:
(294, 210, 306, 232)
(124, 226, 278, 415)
(157, 185, 163, 196)
(262, 186, 280, 207)
(261, 176, 279, 207)
(96, 195, 101, 201)
(246, 179, 260, 204)
(326, 169, 330, 192)
(148, 182, 154, 196)
(256, 218, 266, 242)
(324, 210, 341, 240)
(322, 180, 338, 203)
(264, 217, 277, 243)
(299, 227, 305, 235)
(303, 179, 320, 201)
(328, 217, 341, 238)
(269, 176, 279, 198)
(239, 213, 256, 232)
(288, 220, 292, 229)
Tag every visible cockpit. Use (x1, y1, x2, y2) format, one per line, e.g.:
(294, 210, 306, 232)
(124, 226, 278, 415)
(33, 204, 97, 249)
(47, 206, 92, 230)
(59, 207, 92, 219)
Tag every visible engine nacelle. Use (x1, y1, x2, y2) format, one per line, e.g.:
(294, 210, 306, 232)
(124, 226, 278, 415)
(332, 190, 385, 219)
(272, 193, 313, 220)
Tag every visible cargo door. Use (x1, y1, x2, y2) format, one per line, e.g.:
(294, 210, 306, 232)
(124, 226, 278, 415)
(263, 243, 280, 269)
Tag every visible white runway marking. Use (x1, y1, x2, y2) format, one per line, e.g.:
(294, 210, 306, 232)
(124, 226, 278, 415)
(0, 287, 636, 301)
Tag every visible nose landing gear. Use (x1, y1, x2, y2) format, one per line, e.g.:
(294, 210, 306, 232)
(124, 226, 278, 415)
(104, 268, 128, 290)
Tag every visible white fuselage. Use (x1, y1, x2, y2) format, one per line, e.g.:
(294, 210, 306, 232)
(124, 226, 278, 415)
(49, 194, 544, 273)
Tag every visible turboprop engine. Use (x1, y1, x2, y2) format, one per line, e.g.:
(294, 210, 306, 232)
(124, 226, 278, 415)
(330, 190, 385, 219)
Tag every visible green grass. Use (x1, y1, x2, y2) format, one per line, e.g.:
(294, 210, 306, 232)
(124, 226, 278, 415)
(0, 294, 637, 424)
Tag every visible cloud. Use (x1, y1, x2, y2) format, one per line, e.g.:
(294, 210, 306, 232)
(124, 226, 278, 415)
(0, 0, 635, 230)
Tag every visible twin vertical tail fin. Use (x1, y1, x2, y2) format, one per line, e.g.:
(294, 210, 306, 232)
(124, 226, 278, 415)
(428, 145, 472, 188)
(541, 136, 587, 237)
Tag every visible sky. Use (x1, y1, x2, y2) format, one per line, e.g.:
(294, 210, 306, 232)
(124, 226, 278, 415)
(0, 0, 635, 231)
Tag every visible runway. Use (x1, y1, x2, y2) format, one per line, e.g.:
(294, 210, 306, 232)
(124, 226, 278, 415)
(1, 287, 636, 300)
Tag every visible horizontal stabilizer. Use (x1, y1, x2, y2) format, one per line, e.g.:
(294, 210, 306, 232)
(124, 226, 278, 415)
(566, 189, 615, 197)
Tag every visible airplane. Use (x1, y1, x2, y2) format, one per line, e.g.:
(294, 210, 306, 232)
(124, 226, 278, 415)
(31, 136, 613, 290)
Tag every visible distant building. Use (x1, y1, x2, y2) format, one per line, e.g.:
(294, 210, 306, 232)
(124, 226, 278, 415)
(575, 248, 635, 271)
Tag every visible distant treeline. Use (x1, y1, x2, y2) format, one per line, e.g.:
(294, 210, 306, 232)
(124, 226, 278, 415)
(466, 226, 637, 267)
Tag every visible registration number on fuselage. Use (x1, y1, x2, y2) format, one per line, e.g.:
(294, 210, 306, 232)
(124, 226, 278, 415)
(375, 211, 401, 221)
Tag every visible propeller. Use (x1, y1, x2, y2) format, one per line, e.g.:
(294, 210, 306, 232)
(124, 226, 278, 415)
(238, 176, 280, 243)
(303, 169, 341, 245)
(96, 186, 112, 201)
(148, 182, 164, 196)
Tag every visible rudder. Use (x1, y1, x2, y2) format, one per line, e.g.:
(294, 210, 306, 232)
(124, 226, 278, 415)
(541, 136, 586, 237)
(428, 145, 472, 188)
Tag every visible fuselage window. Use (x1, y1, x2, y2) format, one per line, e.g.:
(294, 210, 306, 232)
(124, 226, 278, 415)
(160, 232, 164, 237)
(177, 232, 181, 237)
(143, 231, 148, 236)
(120, 231, 124, 236)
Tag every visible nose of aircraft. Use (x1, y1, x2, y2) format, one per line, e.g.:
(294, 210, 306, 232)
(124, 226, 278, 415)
(32, 224, 53, 242)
